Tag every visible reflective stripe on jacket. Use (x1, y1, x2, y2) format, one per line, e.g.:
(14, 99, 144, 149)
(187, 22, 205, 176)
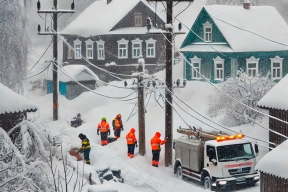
(126, 132, 136, 144)
(82, 138, 90, 150)
(98, 121, 110, 133)
(150, 132, 166, 151)
(113, 118, 122, 129)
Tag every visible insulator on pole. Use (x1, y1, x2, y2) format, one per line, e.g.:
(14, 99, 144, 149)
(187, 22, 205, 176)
(37, 0, 41, 11)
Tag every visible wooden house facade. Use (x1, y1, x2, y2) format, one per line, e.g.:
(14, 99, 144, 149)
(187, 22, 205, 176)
(180, 3, 288, 83)
(0, 83, 38, 133)
(257, 74, 288, 147)
(61, 0, 166, 82)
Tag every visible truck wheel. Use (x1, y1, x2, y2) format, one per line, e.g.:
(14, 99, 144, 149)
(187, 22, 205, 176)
(203, 176, 211, 190)
(176, 166, 183, 179)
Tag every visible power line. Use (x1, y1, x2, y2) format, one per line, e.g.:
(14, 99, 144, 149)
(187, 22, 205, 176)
(58, 33, 136, 79)
(27, 40, 53, 72)
(53, 62, 138, 100)
(23, 62, 51, 80)
(158, 29, 288, 129)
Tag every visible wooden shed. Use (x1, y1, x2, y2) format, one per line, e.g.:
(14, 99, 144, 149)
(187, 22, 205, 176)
(0, 83, 38, 133)
(255, 139, 288, 192)
(257, 74, 288, 147)
(46, 65, 99, 100)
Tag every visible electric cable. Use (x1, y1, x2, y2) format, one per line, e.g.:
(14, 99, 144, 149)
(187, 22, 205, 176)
(27, 41, 53, 72)
(158, 29, 288, 128)
(52, 62, 138, 99)
(23, 62, 51, 80)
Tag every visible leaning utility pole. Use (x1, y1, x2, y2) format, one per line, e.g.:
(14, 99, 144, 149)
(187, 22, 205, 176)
(148, 0, 192, 167)
(138, 56, 146, 156)
(37, 0, 75, 121)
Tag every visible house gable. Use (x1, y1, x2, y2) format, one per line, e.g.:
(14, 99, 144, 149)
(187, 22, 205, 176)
(181, 8, 230, 49)
(110, 1, 165, 31)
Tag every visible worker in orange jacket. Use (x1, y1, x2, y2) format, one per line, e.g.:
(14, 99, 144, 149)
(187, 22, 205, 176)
(150, 132, 167, 167)
(97, 117, 110, 146)
(126, 128, 137, 158)
(112, 114, 124, 139)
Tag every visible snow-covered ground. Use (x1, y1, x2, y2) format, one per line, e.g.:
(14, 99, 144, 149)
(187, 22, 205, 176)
(24, 61, 268, 192)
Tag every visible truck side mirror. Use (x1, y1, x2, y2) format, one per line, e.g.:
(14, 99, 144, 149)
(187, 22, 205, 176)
(211, 159, 217, 166)
(255, 144, 259, 155)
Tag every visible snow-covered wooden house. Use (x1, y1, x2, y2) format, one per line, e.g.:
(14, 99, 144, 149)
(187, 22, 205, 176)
(0, 83, 38, 133)
(255, 139, 288, 191)
(46, 65, 99, 100)
(61, 0, 166, 82)
(257, 74, 288, 147)
(180, 2, 288, 83)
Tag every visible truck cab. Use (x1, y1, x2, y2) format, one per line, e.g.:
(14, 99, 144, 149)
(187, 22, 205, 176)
(174, 133, 260, 191)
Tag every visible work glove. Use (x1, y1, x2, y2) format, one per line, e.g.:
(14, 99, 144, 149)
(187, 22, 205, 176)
(121, 127, 124, 131)
(108, 130, 110, 135)
(135, 141, 138, 147)
(97, 131, 99, 135)
(78, 148, 83, 153)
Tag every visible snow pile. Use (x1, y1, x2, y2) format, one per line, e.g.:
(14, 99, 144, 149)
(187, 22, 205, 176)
(0, 83, 38, 114)
(257, 74, 288, 110)
(88, 182, 141, 192)
(46, 64, 99, 82)
(256, 139, 288, 179)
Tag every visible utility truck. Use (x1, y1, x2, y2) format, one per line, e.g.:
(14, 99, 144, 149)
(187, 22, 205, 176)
(173, 126, 260, 191)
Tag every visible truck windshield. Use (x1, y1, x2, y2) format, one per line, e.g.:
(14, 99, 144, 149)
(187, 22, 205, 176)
(217, 143, 255, 162)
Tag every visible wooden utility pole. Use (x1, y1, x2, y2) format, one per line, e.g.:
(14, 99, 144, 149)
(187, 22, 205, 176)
(138, 56, 146, 156)
(148, 0, 191, 167)
(37, 0, 75, 121)
(52, 0, 58, 121)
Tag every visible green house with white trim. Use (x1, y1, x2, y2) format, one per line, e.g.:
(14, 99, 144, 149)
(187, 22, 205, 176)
(180, 2, 288, 83)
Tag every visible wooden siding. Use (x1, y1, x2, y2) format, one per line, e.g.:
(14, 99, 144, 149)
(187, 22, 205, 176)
(66, 80, 96, 100)
(182, 51, 288, 83)
(269, 109, 288, 146)
(181, 8, 229, 48)
(260, 172, 288, 192)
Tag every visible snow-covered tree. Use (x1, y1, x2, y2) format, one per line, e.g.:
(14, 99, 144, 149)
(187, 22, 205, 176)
(208, 70, 275, 125)
(0, 0, 29, 93)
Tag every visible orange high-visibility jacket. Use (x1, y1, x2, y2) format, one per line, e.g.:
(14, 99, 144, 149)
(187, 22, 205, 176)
(150, 132, 166, 151)
(113, 118, 123, 130)
(97, 121, 110, 133)
(126, 128, 137, 144)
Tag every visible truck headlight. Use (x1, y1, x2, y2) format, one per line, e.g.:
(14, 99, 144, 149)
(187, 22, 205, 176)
(219, 180, 227, 185)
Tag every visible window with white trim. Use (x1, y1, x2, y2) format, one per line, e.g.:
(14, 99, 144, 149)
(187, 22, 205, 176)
(213, 56, 224, 80)
(132, 38, 142, 58)
(73, 39, 82, 59)
(96, 40, 105, 60)
(134, 12, 142, 27)
(190, 56, 201, 79)
(246, 56, 259, 77)
(270, 56, 283, 79)
(85, 39, 93, 59)
(145, 38, 156, 58)
(117, 38, 129, 59)
(203, 21, 212, 42)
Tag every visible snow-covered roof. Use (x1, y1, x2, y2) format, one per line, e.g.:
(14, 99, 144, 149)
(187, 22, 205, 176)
(0, 84, 38, 114)
(47, 65, 99, 82)
(257, 74, 288, 110)
(61, 0, 163, 37)
(184, 5, 288, 52)
(256, 139, 288, 179)
(180, 44, 233, 52)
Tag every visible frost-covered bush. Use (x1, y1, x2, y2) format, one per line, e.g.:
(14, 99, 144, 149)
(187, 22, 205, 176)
(208, 70, 275, 125)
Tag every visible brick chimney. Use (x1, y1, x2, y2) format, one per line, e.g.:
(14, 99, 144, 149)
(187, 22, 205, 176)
(107, 0, 112, 4)
(243, 0, 251, 10)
